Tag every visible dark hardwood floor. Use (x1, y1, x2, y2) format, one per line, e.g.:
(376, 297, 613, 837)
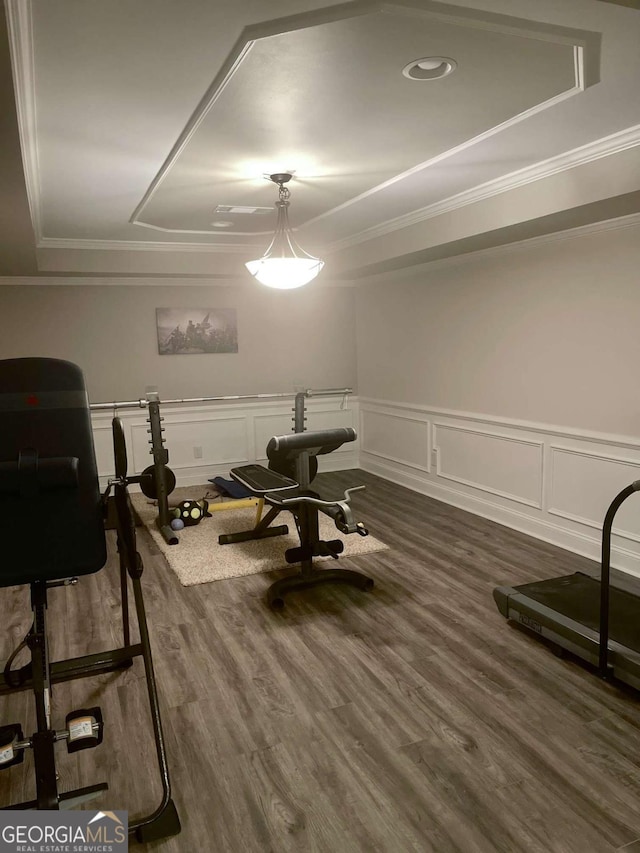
(2, 470, 640, 851)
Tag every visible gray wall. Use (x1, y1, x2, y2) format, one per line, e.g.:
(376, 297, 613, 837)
(0, 282, 357, 403)
(356, 223, 640, 437)
(4, 220, 639, 435)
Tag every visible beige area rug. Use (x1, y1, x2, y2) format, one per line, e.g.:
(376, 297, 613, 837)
(131, 488, 389, 587)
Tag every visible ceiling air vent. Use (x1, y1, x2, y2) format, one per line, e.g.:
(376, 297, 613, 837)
(214, 205, 273, 214)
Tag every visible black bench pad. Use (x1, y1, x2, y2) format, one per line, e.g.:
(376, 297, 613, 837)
(230, 464, 298, 495)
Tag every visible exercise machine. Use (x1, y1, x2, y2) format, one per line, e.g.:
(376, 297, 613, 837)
(91, 386, 352, 545)
(219, 427, 373, 608)
(0, 357, 180, 842)
(494, 480, 640, 689)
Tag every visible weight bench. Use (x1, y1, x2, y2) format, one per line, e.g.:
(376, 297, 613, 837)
(0, 357, 180, 842)
(219, 428, 374, 608)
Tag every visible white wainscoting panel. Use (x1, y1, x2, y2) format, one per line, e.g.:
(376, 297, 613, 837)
(254, 406, 358, 465)
(434, 424, 543, 508)
(549, 446, 640, 541)
(131, 415, 249, 475)
(306, 407, 356, 435)
(93, 394, 640, 575)
(254, 412, 302, 462)
(93, 423, 117, 481)
(92, 397, 359, 488)
(360, 409, 430, 472)
(359, 398, 640, 577)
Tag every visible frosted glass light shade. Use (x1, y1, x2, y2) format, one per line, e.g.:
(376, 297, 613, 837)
(245, 175, 324, 289)
(245, 256, 324, 289)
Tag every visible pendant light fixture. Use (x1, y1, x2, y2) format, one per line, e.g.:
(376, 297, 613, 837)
(245, 173, 324, 289)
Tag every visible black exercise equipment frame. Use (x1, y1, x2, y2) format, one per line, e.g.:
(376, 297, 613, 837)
(0, 418, 181, 843)
(220, 428, 373, 609)
(90, 386, 352, 546)
(598, 480, 640, 678)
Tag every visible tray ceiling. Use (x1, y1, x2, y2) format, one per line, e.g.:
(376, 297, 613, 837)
(2, 0, 640, 282)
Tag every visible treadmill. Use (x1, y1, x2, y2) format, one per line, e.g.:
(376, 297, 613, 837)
(494, 480, 640, 690)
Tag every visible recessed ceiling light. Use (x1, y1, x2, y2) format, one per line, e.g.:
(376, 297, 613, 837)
(211, 220, 234, 228)
(402, 56, 457, 81)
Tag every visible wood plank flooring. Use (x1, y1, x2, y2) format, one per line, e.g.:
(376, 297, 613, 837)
(2, 470, 640, 851)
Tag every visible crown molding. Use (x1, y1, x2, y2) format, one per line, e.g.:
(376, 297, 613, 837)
(311, 85, 584, 234)
(0, 273, 356, 288)
(353, 210, 640, 281)
(36, 237, 264, 254)
(328, 123, 640, 253)
(298, 6, 599, 232)
(132, 220, 274, 238)
(384, 0, 600, 58)
(132, 0, 595, 234)
(5, 0, 606, 258)
(5, 0, 41, 242)
(38, 122, 639, 259)
(0, 275, 244, 286)
(129, 0, 378, 230)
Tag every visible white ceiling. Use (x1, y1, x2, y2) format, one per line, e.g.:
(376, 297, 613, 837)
(1, 0, 640, 283)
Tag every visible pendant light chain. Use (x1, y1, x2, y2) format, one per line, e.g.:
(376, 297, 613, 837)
(245, 172, 324, 289)
(278, 182, 290, 203)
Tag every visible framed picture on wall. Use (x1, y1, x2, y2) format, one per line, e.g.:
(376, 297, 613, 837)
(156, 308, 238, 355)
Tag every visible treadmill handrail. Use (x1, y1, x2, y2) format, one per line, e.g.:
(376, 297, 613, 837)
(599, 479, 640, 677)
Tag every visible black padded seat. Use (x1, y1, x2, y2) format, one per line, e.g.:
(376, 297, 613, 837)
(0, 357, 106, 586)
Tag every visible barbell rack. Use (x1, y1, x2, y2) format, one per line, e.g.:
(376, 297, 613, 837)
(89, 387, 352, 411)
(91, 387, 352, 544)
